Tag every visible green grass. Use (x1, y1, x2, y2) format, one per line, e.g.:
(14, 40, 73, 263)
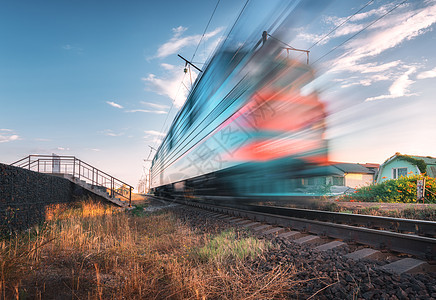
(197, 229, 271, 262)
(129, 203, 148, 217)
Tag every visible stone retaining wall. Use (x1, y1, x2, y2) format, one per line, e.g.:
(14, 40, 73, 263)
(0, 163, 102, 235)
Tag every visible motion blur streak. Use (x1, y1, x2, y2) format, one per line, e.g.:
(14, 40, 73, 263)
(150, 0, 339, 202)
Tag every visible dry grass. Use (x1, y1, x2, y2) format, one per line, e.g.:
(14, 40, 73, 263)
(319, 201, 436, 221)
(0, 200, 300, 299)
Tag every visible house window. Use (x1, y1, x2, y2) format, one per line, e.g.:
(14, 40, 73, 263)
(392, 167, 407, 179)
(304, 177, 315, 186)
(332, 176, 344, 186)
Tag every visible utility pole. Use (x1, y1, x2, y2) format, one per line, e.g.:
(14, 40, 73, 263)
(144, 145, 157, 194)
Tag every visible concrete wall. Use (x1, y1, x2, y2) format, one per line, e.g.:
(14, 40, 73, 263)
(0, 163, 100, 235)
(344, 173, 374, 189)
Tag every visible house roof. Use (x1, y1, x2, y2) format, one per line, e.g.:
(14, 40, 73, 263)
(410, 155, 436, 165)
(379, 153, 436, 178)
(360, 163, 380, 169)
(410, 156, 436, 177)
(331, 162, 375, 174)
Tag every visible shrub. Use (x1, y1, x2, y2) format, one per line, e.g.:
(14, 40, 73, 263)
(343, 175, 436, 203)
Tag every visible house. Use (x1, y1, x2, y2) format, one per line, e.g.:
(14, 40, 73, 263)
(376, 153, 436, 183)
(329, 162, 377, 189)
(301, 162, 377, 193)
(360, 163, 380, 174)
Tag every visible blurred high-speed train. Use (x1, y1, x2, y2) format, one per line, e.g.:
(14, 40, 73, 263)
(150, 30, 331, 201)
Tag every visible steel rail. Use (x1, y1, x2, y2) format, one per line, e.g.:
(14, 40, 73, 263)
(212, 203, 436, 237)
(165, 197, 436, 260)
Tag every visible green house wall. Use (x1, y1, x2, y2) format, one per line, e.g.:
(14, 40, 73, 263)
(377, 159, 420, 183)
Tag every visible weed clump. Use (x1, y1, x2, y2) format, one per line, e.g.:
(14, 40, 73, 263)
(197, 229, 270, 262)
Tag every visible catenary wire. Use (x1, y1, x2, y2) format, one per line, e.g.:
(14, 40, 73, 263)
(266, 0, 376, 63)
(191, 0, 221, 63)
(150, 0, 227, 155)
(307, 0, 375, 50)
(311, 0, 408, 65)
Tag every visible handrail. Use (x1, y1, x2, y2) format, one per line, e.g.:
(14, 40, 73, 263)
(10, 155, 133, 207)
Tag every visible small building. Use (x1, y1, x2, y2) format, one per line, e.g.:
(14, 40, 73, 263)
(376, 153, 436, 183)
(329, 162, 377, 189)
(360, 163, 380, 174)
(300, 162, 377, 194)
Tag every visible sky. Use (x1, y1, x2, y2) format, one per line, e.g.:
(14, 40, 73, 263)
(1, 0, 436, 189)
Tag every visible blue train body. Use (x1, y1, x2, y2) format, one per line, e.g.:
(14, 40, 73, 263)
(150, 40, 330, 200)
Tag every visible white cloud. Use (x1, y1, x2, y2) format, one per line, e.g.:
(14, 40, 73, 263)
(161, 63, 175, 70)
(173, 26, 187, 38)
(365, 66, 417, 101)
(106, 101, 123, 109)
(389, 67, 416, 96)
(154, 26, 223, 59)
(331, 3, 436, 73)
(140, 101, 170, 110)
(341, 79, 372, 89)
(298, 4, 396, 45)
(56, 147, 70, 151)
(144, 130, 165, 137)
(106, 132, 122, 137)
(142, 67, 198, 108)
(144, 26, 223, 108)
(100, 129, 124, 137)
(0, 134, 19, 143)
(62, 44, 83, 53)
(144, 130, 165, 145)
(144, 26, 223, 107)
(125, 109, 167, 114)
(0, 129, 20, 143)
(312, 2, 436, 102)
(90, 148, 101, 152)
(125, 101, 169, 114)
(417, 66, 436, 79)
(360, 61, 401, 74)
(325, 4, 394, 26)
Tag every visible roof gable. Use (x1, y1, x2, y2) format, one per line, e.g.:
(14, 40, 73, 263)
(379, 153, 436, 177)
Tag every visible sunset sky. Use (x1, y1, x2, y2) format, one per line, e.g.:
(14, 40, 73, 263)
(1, 0, 436, 188)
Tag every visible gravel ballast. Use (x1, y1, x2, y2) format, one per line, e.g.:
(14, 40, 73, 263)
(158, 201, 436, 299)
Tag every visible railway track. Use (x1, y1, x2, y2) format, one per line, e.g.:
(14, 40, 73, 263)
(149, 195, 436, 268)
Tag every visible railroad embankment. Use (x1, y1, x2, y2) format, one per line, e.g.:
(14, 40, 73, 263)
(2, 198, 435, 299)
(0, 163, 102, 234)
(1, 200, 295, 299)
(326, 201, 436, 221)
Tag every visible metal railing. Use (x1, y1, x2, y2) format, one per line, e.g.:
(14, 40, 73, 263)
(11, 155, 133, 206)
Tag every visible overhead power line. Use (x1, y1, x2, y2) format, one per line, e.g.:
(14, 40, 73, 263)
(312, 0, 408, 65)
(152, 0, 224, 152)
(308, 0, 375, 50)
(191, 0, 221, 63)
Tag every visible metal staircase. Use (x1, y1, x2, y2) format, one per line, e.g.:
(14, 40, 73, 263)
(11, 155, 133, 207)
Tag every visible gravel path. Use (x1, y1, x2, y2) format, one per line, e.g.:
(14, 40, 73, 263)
(158, 201, 436, 299)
